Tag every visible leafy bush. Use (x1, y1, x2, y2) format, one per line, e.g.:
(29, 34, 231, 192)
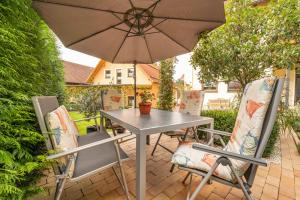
(158, 59, 175, 111)
(278, 104, 300, 134)
(201, 109, 280, 157)
(0, 0, 64, 198)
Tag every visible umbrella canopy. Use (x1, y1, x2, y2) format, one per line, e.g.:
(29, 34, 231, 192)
(32, 0, 225, 64)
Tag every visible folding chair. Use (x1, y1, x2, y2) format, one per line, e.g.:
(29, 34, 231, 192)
(171, 77, 284, 200)
(151, 90, 205, 156)
(32, 96, 131, 200)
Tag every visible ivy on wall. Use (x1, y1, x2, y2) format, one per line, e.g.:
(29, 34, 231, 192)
(0, 0, 64, 198)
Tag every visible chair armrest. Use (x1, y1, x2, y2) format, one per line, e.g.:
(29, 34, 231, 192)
(47, 132, 131, 160)
(198, 128, 232, 137)
(192, 143, 267, 166)
(73, 115, 101, 123)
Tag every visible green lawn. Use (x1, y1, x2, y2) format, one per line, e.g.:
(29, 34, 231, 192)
(69, 111, 100, 135)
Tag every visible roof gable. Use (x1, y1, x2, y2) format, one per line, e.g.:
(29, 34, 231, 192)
(87, 61, 160, 84)
(64, 61, 93, 85)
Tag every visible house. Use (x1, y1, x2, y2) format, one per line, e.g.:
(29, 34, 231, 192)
(86, 60, 161, 107)
(190, 69, 240, 110)
(275, 66, 300, 107)
(64, 61, 93, 85)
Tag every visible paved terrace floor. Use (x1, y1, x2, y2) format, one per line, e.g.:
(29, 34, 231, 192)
(33, 134, 300, 200)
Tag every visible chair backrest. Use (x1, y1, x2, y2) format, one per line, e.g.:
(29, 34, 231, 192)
(179, 90, 204, 116)
(32, 96, 61, 175)
(32, 96, 60, 150)
(244, 78, 284, 186)
(100, 89, 124, 111)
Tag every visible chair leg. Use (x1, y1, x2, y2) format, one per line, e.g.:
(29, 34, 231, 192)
(188, 161, 220, 200)
(54, 156, 74, 200)
(114, 141, 131, 200)
(151, 133, 163, 156)
(192, 127, 200, 142)
(170, 164, 176, 173)
(182, 128, 190, 141)
(229, 165, 254, 200)
(182, 172, 192, 185)
(186, 173, 193, 200)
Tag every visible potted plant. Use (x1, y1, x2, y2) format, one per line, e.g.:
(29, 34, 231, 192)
(138, 90, 154, 115)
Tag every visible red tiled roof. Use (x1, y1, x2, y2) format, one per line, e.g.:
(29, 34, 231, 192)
(139, 64, 160, 83)
(63, 61, 93, 85)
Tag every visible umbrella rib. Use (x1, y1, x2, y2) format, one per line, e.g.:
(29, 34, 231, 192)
(150, 16, 225, 24)
(143, 19, 168, 33)
(128, 0, 135, 9)
(143, 36, 154, 63)
(112, 20, 137, 63)
(153, 26, 190, 52)
(33, 0, 127, 15)
(65, 0, 160, 47)
(113, 27, 136, 34)
(127, 32, 160, 37)
(67, 20, 127, 47)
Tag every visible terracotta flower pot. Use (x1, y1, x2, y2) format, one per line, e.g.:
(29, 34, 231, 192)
(139, 102, 152, 115)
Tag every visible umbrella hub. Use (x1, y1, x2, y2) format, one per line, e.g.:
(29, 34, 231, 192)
(124, 7, 153, 35)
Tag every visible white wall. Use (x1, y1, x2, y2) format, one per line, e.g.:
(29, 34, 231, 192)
(202, 82, 237, 110)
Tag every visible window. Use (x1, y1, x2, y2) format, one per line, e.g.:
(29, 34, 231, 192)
(203, 81, 217, 90)
(105, 70, 111, 79)
(116, 69, 122, 84)
(228, 81, 241, 91)
(128, 96, 134, 107)
(128, 68, 134, 77)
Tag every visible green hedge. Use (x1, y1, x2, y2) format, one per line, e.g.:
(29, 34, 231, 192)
(201, 109, 280, 157)
(0, 0, 64, 199)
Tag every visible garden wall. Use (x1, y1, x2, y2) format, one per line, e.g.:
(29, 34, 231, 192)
(0, 0, 64, 198)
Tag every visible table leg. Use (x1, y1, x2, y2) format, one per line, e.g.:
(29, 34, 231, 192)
(136, 134, 147, 200)
(146, 135, 150, 145)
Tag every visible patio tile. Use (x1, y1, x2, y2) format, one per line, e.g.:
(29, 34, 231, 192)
(262, 183, 279, 199)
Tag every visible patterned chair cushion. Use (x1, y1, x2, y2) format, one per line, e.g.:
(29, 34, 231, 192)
(172, 77, 276, 180)
(179, 90, 204, 116)
(46, 105, 79, 177)
(172, 141, 233, 180)
(102, 89, 124, 111)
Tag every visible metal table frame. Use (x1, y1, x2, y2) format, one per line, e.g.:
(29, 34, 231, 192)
(100, 109, 214, 200)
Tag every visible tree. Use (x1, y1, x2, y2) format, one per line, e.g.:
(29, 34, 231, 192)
(157, 58, 176, 110)
(0, 0, 64, 198)
(191, 0, 300, 90)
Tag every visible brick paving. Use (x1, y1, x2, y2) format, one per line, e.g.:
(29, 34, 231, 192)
(32, 134, 300, 200)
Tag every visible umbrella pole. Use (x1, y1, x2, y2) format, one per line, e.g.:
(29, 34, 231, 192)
(134, 62, 137, 108)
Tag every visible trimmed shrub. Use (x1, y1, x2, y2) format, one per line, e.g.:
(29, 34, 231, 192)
(0, 0, 64, 199)
(201, 109, 280, 157)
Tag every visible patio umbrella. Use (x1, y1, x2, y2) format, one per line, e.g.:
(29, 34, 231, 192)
(32, 0, 225, 107)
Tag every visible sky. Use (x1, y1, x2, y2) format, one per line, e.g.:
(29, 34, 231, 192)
(58, 41, 194, 85)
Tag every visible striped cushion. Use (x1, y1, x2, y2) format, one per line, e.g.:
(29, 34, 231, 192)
(46, 105, 79, 177)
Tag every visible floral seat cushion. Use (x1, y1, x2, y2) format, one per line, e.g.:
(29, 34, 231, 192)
(46, 105, 79, 177)
(172, 141, 233, 180)
(172, 77, 276, 180)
